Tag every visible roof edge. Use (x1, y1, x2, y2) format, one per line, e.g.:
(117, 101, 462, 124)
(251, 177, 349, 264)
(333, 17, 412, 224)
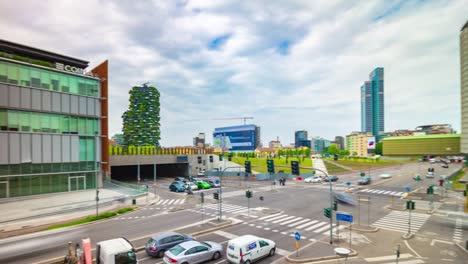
(462, 20, 468, 31)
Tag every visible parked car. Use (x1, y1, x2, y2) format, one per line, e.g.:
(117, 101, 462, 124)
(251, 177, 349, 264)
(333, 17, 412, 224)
(169, 182, 186, 192)
(163, 240, 222, 264)
(175, 177, 186, 183)
(146, 232, 193, 258)
(429, 158, 436, 164)
(207, 179, 221, 188)
(441, 164, 449, 168)
(191, 177, 202, 183)
(379, 174, 392, 179)
(304, 176, 322, 183)
(197, 170, 206, 176)
(196, 180, 211, 189)
(226, 235, 276, 264)
(358, 177, 371, 185)
(323, 175, 338, 182)
(184, 182, 199, 191)
(334, 193, 357, 206)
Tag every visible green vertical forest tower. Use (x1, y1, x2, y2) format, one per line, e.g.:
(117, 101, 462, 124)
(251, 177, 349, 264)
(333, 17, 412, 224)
(122, 84, 161, 147)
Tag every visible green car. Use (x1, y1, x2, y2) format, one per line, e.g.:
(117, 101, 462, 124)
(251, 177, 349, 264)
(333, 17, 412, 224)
(196, 180, 211, 189)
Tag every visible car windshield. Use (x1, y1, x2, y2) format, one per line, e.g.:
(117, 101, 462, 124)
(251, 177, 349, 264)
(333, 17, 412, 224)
(200, 241, 212, 248)
(114, 251, 137, 264)
(169, 245, 186, 256)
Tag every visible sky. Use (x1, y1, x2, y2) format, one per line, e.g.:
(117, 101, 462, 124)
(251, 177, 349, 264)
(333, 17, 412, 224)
(0, 0, 467, 146)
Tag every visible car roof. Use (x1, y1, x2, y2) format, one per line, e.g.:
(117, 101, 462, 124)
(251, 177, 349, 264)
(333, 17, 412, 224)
(228, 235, 259, 245)
(151, 232, 183, 240)
(179, 240, 201, 248)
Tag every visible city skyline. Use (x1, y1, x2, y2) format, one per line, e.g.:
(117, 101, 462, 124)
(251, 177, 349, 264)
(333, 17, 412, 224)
(1, 1, 466, 146)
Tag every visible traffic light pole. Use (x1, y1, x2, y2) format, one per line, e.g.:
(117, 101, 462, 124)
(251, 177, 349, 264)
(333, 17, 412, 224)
(313, 168, 333, 244)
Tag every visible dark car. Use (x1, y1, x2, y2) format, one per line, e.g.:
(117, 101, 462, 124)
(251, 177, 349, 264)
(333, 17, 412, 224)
(358, 177, 371, 185)
(441, 164, 449, 168)
(169, 182, 186, 192)
(323, 176, 338, 182)
(145, 232, 193, 257)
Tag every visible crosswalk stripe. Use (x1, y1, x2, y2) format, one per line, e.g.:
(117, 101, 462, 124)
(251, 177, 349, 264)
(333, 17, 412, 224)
(381, 260, 425, 264)
(161, 200, 169, 205)
(264, 214, 289, 222)
(271, 216, 296, 224)
(368, 189, 379, 193)
(322, 225, 345, 235)
(376, 190, 385, 194)
(305, 221, 327, 231)
(382, 191, 391, 194)
(395, 192, 404, 196)
(167, 199, 175, 205)
(176, 199, 184, 204)
(288, 218, 310, 227)
(296, 220, 319, 229)
(279, 217, 303, 225)
(360, 189, 370, 192)
(389, 192, 398, 195)
(365, 253, 413, 262)
(156, 200, 163, 205)
(314, 224, 334, 233)
(258, 213, 281, 220)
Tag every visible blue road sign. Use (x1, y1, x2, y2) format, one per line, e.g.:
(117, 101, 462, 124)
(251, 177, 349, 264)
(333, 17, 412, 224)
(346, 181, 351, 186)
(405, 187, 411, 192)
(295, 231, 301, 241)
(336, 213, 353, 223)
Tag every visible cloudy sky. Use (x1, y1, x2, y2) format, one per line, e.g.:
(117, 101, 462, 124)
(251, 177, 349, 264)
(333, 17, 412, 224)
(0, 0, 467, 146)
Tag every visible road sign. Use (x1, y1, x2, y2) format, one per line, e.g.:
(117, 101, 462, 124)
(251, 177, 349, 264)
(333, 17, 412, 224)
(346, 181, 351, 186)
(336, 212, 353, 223)
(295, 231, 301, 241)
(405, 187, 411, 192)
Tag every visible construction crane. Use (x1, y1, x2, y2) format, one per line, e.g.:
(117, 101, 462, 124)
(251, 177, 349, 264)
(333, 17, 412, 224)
(184, 116, 254, 125)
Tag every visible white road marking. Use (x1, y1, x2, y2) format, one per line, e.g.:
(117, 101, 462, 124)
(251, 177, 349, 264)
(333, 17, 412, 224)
(305, 221, 327, 231)
(279, 217, 303, 225)
(364, 253, 412, 262)
(288, 218, 310, 227)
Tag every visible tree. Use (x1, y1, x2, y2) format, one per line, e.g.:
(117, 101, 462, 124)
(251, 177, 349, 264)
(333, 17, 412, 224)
(375, 142, 383, 155)
(327, 144, 340, 155)
(352, 151, 358, 156)
(304, 148, 311, 157)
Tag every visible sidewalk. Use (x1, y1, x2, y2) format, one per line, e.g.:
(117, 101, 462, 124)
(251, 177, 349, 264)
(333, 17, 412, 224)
(0, 185, 158, 237)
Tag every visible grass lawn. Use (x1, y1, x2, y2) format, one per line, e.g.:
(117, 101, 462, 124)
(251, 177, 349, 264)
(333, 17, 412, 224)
(46, 207, 135, 230)
(323, 161, 351, 174)
(452, 169, 466, 190)
(231, 157, 314, 174)
(324, 158, 409, 171)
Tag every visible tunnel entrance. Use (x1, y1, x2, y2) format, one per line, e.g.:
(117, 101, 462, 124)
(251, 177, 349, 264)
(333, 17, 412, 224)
(110, 163, 189, 182)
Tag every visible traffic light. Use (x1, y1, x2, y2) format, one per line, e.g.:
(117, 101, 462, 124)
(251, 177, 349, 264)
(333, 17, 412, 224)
(414, 175, 421, 181)
(439, 179, 444, 186)
(267, 159, 275, 173)
(360, 172, 365, 177)
(333, 200, 338, 211)
(245, 160, 252, 174)
(323, 207, 331, 218)
(427, 185, 434, 195)
(209, 155, 213, 163)
(213, 192, 219, 200)
(245, 190, 253, 198)
(197, 156, 202, 164)
(291, 161, 300, 175)
(406, 200, 415, 210)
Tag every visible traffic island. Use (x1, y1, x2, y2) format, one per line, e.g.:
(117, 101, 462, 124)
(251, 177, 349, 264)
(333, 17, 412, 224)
(285, 240, 357, 263)
(343, 224, 379, 233)
(176, 217, 243, 237)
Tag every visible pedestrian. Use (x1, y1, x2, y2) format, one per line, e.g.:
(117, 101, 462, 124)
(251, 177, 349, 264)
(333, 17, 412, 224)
(283, 177, 286, 186)
(75, 243, 83, 264)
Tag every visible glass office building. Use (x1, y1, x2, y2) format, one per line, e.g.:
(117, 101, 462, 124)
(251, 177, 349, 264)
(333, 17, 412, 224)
(294, 130, 308, 148)
(0, 39, 108, 198)
(361, 67, 384, 141)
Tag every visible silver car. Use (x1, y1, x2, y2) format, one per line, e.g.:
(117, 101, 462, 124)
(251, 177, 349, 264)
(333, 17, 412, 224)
(163, 240, 222, 264)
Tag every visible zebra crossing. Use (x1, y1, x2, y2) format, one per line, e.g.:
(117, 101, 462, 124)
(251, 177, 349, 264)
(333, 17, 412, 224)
(188, 203, 249, 217)
(364, 253, 425, 264)
(155, 199, 185, 206)
(372, 211, 430, 234)
(358, 188, 405, 197)
(453, 218, 464, 242)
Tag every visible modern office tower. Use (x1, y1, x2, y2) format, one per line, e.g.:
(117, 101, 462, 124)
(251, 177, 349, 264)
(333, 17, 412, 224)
(0, 39, 108, 198)
(361, 67, 384, 140)
(460, 21, 468, 154)
(294, 130, 308, 148)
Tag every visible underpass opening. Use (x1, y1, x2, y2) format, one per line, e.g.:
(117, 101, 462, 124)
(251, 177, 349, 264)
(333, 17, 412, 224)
(110, 163, 189, 182)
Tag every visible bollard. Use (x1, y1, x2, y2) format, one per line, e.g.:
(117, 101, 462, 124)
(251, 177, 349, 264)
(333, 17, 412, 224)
(132, 198, 136, 205)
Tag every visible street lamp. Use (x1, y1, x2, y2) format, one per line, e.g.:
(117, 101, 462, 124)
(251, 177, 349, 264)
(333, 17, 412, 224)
(313, 168, 334, 244)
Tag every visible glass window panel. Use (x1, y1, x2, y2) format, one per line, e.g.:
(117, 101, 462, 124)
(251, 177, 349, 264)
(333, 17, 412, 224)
(20, 111, 31, 132)
(31, 112, 41, 132)
(69, 76, 78, 94)
(60, 74, 69, 93)
(40, 175, 51, 194)
(0, 61, 7, 82)
(30, 68, 41, 88)
(8, 111, 19, 131)
(86, 119, 94, 135)
(79, 138, 87, 161)
(51, 115, 60, 133)
(87, 138, 95, 161)
(70, 117, 78, 134)
(78, 118, 86, 134)
(31, 176, 41, 195)
(94, 120, 99, 135)
(20, 176, 31, 196)
(19, 66, 30, 86)
(61, 116, 70, 134)
(7, 63, 19, 84)
(0, 109, 7, 131)
(21, 163, 32, 174)
(51, 73, 60, 91)
(78, 80, 86, 95)
(52, 163, 62, 172)
(41, 114, 50, 132)
(62, 163, 70, 172)
(40, 70, 50, 89)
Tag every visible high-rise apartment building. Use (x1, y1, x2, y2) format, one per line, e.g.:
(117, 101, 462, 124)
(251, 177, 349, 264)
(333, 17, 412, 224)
(361, 68, 384, 140)
(294, 130, 308, 148)
(193, 133, 206, 148)
(461, 21, 468, 154)
(346, 132, 372, 157)
(0, 39, 108, 198)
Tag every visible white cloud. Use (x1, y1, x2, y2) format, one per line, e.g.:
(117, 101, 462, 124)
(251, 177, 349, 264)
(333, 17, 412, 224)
(0, 0, 466, 146)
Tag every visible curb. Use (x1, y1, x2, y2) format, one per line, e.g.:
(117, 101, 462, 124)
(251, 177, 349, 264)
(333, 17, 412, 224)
(191, 218, 242, 237)
(402, 233, 414, 240)
(455, 241, 468, 255)
(384, 205, 405, 211)
(343, 225, 379, 233)
(285, 242, 358, 263)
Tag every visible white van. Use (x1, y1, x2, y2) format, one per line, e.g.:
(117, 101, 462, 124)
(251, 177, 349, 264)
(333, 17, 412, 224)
(96, 237, 138, 264)
(226, 235, 276, 264)
(429, 158, 436, 163)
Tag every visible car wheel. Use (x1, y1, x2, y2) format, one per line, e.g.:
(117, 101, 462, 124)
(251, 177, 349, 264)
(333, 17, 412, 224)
(157, 250, 165, 258)
(212, 251, 221, 260)
(269, 248, 275, 256)
(243, 261, 251, 264)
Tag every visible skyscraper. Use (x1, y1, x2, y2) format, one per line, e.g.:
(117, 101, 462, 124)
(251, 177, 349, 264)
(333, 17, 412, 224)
(361, 67, 384, 140)
(294, 130, 308, 148)
(461, 21, 468, 154)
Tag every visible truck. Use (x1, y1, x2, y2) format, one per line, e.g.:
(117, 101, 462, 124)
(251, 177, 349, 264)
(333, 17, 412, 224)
(96, 237, 138, 264)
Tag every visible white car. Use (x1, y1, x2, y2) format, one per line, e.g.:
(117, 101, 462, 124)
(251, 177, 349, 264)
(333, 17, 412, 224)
(304, 176, 322, 183)
(197, 170, 206, 176)
(184, 182, 199, 190)
(226, 235, 276, 264)
(379, 174, 392, 179)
